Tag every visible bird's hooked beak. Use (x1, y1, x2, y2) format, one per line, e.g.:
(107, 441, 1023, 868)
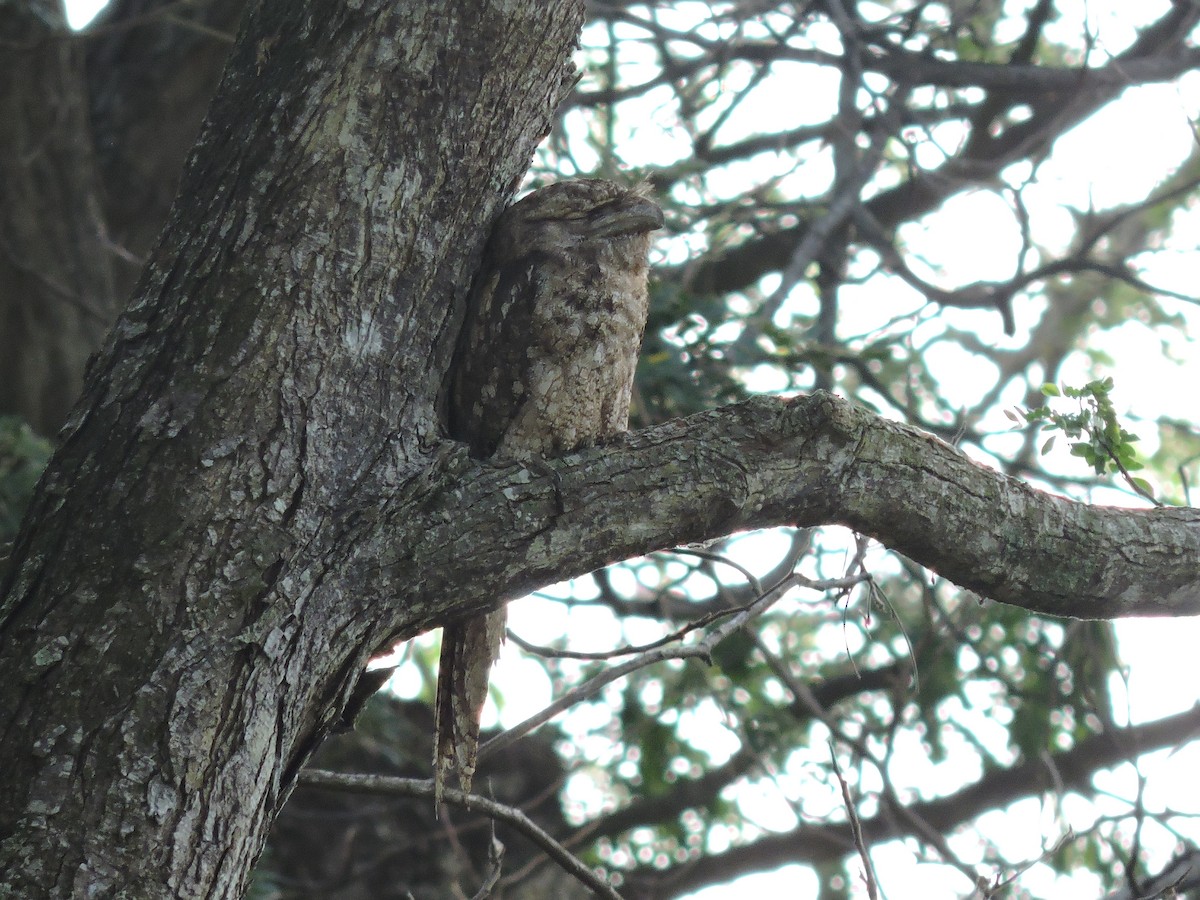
(587, 194, 665, 238)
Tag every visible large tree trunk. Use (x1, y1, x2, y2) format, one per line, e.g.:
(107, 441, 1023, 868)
(0, 1, 584, 895)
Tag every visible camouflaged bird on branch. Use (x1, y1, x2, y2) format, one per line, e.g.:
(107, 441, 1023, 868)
(436, 179, 663, 810)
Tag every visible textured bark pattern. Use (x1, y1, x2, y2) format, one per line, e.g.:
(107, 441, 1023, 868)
(437, 180, 662, 807)
(0, 0, 587, 894)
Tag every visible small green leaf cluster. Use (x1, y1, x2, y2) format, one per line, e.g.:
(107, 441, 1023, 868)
(1010, 378, 1154, 501)
(0, 416, 51, 544)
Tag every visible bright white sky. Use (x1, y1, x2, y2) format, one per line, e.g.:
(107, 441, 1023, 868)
(65, 0, 104, 28)
(64, 1, 1200, 897)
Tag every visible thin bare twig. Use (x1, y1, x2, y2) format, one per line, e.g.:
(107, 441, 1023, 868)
(468, 828, 504, 900)
(830, 743, 880, 900)
(507, 600, 736, 659)
(298, 769, 623, 900)
(481, 577, 791, 759)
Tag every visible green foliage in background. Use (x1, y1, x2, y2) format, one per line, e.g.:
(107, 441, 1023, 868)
(0, 416, 51, 572)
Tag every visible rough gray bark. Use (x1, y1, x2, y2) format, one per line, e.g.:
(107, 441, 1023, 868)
(0, 0, 585, 895)
(2, 0, 1199, 897)
(402, 392, 1199, 621)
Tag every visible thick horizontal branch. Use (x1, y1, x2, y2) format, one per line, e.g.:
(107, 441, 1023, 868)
(393, 392, 1200, 636)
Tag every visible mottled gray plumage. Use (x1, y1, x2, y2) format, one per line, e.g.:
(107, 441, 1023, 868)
(436, 179, 663, 809)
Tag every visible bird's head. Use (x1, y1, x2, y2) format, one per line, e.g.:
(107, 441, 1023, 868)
(491, 179, 663, 260)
